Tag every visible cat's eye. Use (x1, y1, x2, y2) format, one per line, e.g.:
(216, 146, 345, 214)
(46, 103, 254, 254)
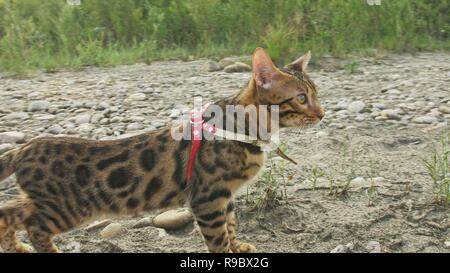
(298, 94, 307, 104)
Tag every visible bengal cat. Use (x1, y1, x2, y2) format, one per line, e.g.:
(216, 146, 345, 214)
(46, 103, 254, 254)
(0, 48, 324, 253)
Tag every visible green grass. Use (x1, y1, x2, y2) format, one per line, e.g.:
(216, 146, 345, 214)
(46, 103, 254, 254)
(423, 133, 450, 207)
(309, 165, 325, 190)
(246, 159, 289, 213)
(0, 0, 448, 73)
(343, 61, 362, 74)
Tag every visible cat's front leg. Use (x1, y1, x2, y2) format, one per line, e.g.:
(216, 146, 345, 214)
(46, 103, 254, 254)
(191, 198, 231, 253)
(226, 201, 257, 253)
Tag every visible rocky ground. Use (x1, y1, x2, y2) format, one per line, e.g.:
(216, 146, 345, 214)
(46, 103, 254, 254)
(0, 52, 449, 253)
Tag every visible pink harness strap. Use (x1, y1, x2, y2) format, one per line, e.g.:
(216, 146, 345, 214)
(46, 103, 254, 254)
(186, 104, 215, 183)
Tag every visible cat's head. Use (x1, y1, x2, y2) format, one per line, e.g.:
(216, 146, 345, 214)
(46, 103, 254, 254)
(251, 47, 324, 128)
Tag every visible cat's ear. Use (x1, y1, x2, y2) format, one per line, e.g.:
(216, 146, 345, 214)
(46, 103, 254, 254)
(285, 51, 311, 73)
(252, 47, 280, 89)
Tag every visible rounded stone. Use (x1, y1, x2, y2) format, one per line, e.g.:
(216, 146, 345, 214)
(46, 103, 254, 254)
(366, 241, 382, 253)
(128, 93, 147, 101)
(386, 89, 401, 95)
(77, 123, 94, 133)
(151, 121, 166, 128)
(0, 131, 26, 144)
(28, 100, 50, 112)
(351, 177, 365, 184)
(412, 116, 437, 124)
(100, 223, 123, 238)
(35, 114, 56, 121)
(204, 61, 222, 72)
(132, 217, 153, 229)
(96, 102, 110, 110)
(4, 112, 29, 122)
(218, 58, 235, 68)
(347, 101, 365, 113)
(224, 62, 252, 73)
(373, 177, 386, 183)
(380, 109, 401, 120)
(153, 208, 193, 230)
(330, 245, 347, 253)
(90, 113, 104, 124)
(372, 103, 387, 110)
(75, 114, 91, 124)
(126, 123, 144, 131)
(129, 116, 145, 122)
(46, 125, 64, 135)
(316, 131, 328, 137)
(438, 105, 450, 114)
(85, 219, 113, 232)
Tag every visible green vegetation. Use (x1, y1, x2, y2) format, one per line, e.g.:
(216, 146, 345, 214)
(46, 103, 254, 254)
(308, 165, 325, 190)
(343, 61, 362, 74)
(0, 0, 448, 73)
(423, 133, 450, 207)
(246, 158, 289, 213)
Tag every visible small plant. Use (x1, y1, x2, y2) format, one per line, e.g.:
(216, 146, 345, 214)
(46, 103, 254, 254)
(309, 165, 325, 189)
(246, 144, 290, 213)
(365, 159, 379, 206)
(423, 134, 450, 207)
(327, 173, 352, 198)
(329, 143, 356, 197)
(343, 61, 361, 74)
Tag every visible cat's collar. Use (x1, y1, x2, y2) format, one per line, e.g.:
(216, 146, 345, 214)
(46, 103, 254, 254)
(211, 127, 297, 165)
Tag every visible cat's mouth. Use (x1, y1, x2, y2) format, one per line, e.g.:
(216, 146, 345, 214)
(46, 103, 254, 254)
(301, 114, 322, 125)
(308, 116, 322, 124)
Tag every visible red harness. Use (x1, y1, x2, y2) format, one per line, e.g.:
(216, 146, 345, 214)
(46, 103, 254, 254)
(186, 104, 215, 183)
(185, 103, 297, 183)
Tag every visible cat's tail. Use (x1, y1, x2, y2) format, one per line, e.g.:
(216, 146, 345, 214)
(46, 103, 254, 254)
(0, 148, 19, 182)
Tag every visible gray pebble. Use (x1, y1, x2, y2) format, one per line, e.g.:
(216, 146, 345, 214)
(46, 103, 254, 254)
(412, 116, 437, 124)
(347, 101, 365, 113)
(204, 61, 222, 72)
(127, 123, 144, 131)
(4, 112, 29, 122)
(128, 93, 147, 101)
(366, 241, 382, 253)
(46, 124, 64, 135)
(0, 131, 26, 144)
(380, 109, 401, 120)
(438, 105, 450, 114)
(224, 62, 251, 73)
(28, 100, 50, 112)
(75, 114, 91, 124)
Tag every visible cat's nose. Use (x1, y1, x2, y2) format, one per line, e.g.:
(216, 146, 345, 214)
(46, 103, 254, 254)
(316, 108, 325, 120)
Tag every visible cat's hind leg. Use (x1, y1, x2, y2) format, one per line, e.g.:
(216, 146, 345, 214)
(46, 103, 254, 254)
(0, 198, 34, 253)
(23, 212, 61, 253)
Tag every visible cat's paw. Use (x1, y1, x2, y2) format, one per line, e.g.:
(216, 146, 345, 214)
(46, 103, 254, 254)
(231, 242, 257, 253)
(15, 243, 33, 253)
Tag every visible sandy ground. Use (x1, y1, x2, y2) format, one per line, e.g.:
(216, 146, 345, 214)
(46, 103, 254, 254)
(0, 52, 449, 253)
